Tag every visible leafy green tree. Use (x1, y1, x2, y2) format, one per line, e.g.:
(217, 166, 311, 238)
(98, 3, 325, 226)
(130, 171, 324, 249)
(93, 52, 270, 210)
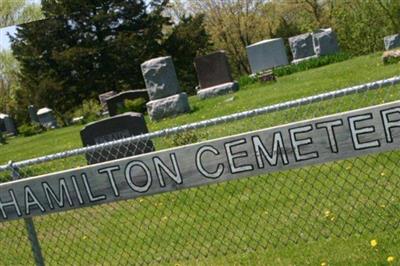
(164, 14, 212, 95)
(11, 0, 169, 123)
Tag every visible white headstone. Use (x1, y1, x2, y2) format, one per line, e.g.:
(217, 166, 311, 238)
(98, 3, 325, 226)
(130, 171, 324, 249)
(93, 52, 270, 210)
(37, 107, 58, 129)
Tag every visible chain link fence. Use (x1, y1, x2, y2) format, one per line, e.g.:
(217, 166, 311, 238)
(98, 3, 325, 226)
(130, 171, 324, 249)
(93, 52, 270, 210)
(1, 77, 400, 265)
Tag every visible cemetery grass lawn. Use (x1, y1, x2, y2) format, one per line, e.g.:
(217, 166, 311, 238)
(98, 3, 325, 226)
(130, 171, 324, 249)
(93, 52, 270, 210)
(0, 52, 399, 265)
(1, 52, 399, 165)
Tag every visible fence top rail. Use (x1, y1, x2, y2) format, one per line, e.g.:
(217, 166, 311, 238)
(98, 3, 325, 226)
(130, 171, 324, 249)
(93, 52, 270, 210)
(1, 75, 399, 172)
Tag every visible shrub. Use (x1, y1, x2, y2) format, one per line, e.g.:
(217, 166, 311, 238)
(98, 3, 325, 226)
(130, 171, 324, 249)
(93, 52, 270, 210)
(18, 123, 43, 137)
(73, 99, 102, 124)
(117, 97, 147, 114)
(166, 131, 208, 147)
(273, 52, 352, 77)
(238, 75, 258, 87)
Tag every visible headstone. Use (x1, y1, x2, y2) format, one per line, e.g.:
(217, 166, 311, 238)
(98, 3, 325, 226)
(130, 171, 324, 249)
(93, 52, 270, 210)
(313, 28, 339, 56)
(141, 56, 190, 120)
(80, 112, 154, 164)
(0, 113, 17, 136)
(106, 89, 149, 116)
(194, 51, 239, 99)
(141, 56, 180, 101)
(384, 34, 400, 51)
(28, 105, 39, 123)
(37, 107, 58, 129)
(246, 38, 289, 74)
(289, 33, 316, 61)
(98, 91, 117, 112)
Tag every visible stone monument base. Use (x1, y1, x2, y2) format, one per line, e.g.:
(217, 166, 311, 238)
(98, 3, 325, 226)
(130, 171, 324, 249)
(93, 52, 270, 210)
(197, 81, 239, 100)
(146, 92, 190, 120)
(291, 54, 319, 64)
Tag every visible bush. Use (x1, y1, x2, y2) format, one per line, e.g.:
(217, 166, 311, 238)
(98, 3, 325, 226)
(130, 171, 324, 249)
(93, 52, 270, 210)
(238, 75, 258, 87)
(18, 123, 43, 137)
(273, 52, 352, 77)
(166, 131, 208, 147)
(117, 98, 147, 114)
(73, 99, 102, 124)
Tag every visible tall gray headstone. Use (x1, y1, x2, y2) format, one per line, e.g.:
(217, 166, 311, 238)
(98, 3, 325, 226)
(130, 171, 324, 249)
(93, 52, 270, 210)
(289, 33, 316, 61)
(106, 89, 149, 116)
(194, 51, 239, 99)
(80, 112, 154, 164)
(28, 105, 39, 123)
(246, 38, 289, 74)
(37, 108, 58, 129)
(313, 28, 339, 56)
(384, 34, 400, 51)
(0, 113, 17, 136)
(141, 56, 190, 120)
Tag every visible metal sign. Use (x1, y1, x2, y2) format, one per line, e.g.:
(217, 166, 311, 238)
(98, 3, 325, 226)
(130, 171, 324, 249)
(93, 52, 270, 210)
(1, 101, 399, 222)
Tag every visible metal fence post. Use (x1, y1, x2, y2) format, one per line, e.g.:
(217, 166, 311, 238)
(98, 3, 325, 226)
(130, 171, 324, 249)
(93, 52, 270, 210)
(9, 161, 45, 266)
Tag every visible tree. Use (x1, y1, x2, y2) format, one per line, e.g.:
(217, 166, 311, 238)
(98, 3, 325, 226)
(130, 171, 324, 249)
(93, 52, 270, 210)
(0, 51, 20, 114)
(0, 0, 43, 28)
(164, 14, 212, 95)
(11, 0, 169, 123)
(186, 0, 270, 76)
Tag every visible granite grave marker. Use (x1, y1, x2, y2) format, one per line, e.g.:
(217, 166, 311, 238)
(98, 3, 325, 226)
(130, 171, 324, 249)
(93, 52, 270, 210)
(246, 38, 289, 74)
(384, 34, 400, 51)
(0, 113, 17, 136)
(80, 112, 154, 164)
(194, 51, 239, 99)
(37, 107, 58, 129)
(106, 89, 149, 116)
(141, 56, 190, 120)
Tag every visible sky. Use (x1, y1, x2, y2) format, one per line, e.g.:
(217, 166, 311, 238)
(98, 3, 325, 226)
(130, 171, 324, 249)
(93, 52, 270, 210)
(0, 0, 42, 51)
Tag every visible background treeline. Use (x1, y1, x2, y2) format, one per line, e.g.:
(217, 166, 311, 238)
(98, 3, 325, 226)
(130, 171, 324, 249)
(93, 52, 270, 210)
(0, 0, 399, 126)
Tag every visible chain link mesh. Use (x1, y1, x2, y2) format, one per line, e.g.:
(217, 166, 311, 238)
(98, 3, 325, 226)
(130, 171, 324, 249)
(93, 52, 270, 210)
(0, 80, 400, 265)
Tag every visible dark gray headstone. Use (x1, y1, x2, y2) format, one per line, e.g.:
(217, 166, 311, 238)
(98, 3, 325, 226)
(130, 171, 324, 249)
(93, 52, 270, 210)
(80, 112, 154, 164)
(0, 114, 17, 136)
(289, 33, 316, 60)
(98, 91, 117, 112)
(28, 105, 39, 123)
(384, 34, 400, 51)
(194, 51, 233, 89)
(106, 89, 149, 117)
(37, 108, 58, 129)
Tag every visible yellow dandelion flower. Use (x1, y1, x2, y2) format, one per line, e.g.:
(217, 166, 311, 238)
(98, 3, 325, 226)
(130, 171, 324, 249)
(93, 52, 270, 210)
(381, 172, 386, 177)
(330, 216, 335, 221)
(139, 199, 144, 203)
(321, 262, 327, 266)
(324, 210, 331, 217)
(370, 239, 378, 248)
(387, 256, 395, 263)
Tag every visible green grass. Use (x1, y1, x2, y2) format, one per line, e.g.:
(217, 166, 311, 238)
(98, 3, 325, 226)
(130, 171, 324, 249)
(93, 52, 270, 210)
(0, 52, 399, 265)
